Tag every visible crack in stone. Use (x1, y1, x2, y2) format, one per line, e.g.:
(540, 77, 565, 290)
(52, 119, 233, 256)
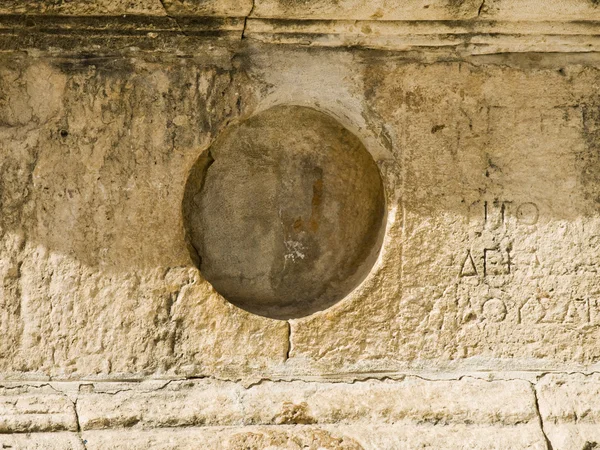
(477, 0, 486, 16)
(158, 0, 185, 35)
(537, 370, 600, 381)
(73, 394, 87, 450)
(284, 321, 292, 362)
(242, 0, 256, 39)
(243, 375, 405, 390)
(5, 369, 599, 387)
(531, 382, 554, 450)
(40, 383, 87, 449)
(2, 373, 599, 448)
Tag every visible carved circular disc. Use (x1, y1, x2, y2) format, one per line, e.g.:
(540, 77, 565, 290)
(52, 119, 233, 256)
(183, 105, 385, 319)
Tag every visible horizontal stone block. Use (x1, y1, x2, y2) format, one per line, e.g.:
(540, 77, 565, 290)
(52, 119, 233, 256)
(0, 432, 84, 450)
(0, 0, 252, 17)
(245, 19, 600, 53)
(81, 424, 546, 449)
(0, 15, 598, 54)
(162, 0, 253, 17)
(480, 0, 600, 21)
(537, 373, 600, 450)
(251, 0, 600, 21)
(1, 0, 599, 22)
(0, 384, 77, 433)
(76, 377, 538, 430)
(0, 47, 600, 380)
(252, 0, 483, 21)
(0, 0, 166, 15)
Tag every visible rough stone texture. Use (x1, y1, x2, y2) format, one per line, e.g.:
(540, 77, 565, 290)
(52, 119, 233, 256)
(537, 373, 600, 450)
(81, 425, 546, 450)
(250, 0, 600, 21)
(162, 0, 253, 17)
(0, 0, 166, 15)
(0, 432, 84, 450)
(75, 377, 537, 430)
(1, 0, 600, 448)
(0, 384, 77, 432)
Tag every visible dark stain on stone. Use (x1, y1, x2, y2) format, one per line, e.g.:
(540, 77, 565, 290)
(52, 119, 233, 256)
(485, 155, 501, 178)
(432, 124, 446, 133)
(579, 102, 600, 209)
(583, 442, 598, 450)
(55, 55, 135, 75)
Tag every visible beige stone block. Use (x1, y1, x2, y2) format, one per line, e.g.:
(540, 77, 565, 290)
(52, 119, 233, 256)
(81, 424, 546, 449)
(0, 0, 166, 15)
(251, 0, 600, 21)
(161, 0, 253, 17)
(244, 20, 600, 53)
(1, 41, 600, 380)
(480, 0, 600, 21)
(281, 59, 600, 374)
(252, 0, 483, 20)
(0, 384, 77, 433)
(0, 58, 286, 379)
(0, 432, 84, 450)
(537, 373, 600, 450)
(77, 377, 538, 430)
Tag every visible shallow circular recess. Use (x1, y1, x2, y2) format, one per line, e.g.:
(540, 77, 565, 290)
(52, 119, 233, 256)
(183, 105, 385, 320)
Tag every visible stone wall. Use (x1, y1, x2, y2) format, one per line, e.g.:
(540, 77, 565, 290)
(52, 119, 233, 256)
(1, 1, 600, 448)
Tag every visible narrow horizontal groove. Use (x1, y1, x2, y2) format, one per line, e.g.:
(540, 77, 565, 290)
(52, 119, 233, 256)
(0, 16, 592, 55)
(0, 28, 241, 37)
(245, 31, 600, 41)
(247, 18, 600, 36)
(0, 14, 245, 31)
(0, 15, 597, 37)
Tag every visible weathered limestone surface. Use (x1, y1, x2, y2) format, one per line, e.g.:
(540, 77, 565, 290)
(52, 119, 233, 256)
(0, 384, 77, 433)
(0, 432, 84, 450)
(75, 378, 536, 429)
(538, 373, 600, 450)
(0, 377, 548, 449)
(1, 0, 600, 448)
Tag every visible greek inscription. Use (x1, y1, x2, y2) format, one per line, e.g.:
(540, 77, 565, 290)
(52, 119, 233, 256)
(483, 248, 511, 276)
(484, 200, 511, 230)
(516, 202, 539, 225)
(459, 250, 478, 277)
(518, 297, 546, 324)
(564, 298, 590, 324)
(481, 298, 507, 322)
(460, 199, 538, 278)
(473, 199, 539, 229)
(519, 296, 594, 325)
(458, 247, 511, 279)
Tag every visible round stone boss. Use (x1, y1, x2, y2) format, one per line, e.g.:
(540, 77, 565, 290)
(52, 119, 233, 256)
(183, 105, 386, 320)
